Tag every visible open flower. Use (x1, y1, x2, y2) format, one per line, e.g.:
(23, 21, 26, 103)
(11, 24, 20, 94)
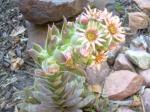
(89, 52, 107, 70)
(94, 52, 107, 64)
(103, 9, 125, 42)
(83, 5, 102, 21)
(77, 21, 106, 53)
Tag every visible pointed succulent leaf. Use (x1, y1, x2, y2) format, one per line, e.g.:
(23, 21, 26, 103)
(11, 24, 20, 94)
(45, 25, 52, 50)
(32, 91, 53, 103)
(18, 103, 38, 112)
(65, 97, 82, 107)
(33, 43, 43, 52)
(27, 49, 40, 62)
(78, 94, 95, 108)
(54, 49, 66, 64)
(52, 24, 60, 36)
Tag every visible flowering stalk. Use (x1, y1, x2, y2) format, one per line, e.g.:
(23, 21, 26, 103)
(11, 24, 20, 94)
(17, 6, 125, 112)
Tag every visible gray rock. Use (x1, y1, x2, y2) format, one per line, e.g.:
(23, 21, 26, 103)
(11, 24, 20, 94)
(130, 35, 148, 51)
(93, 0, 115, 10)
(107, 44, 122, 66)
(142, 89, 150, 112)
(139, 69, 150, 87)
(114, 53, 135, 72)
(19, 0, 88, 25)
(125, 50, 150, 70)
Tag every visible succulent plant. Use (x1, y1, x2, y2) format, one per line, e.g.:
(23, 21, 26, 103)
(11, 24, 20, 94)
(17, 71, 95, 112)
(16, 5, 126, 112)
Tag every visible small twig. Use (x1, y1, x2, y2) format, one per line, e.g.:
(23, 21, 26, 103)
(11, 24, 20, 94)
(24, 60, 36, 67)
(139, 86, 146, 112)
(139, 95, 146, 112)
(109, 100, 133, 106)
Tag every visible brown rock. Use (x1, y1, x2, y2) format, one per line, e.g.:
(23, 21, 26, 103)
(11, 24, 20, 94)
(117, 107, 136, 112)
(19, 0, 88, 25)
(128, 12, 149, 32)
(26, 21, 48, 48)
(103, 70, 144, 100)
(133, 0, 150, 15)
(114, 54, 135, 72)
(139, 69, 150, 87)
(86, 62, 110, 85)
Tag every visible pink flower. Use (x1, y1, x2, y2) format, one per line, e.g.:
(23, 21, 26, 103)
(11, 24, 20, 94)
(64, 51, 72, 62)
(80, 45, 90, 57)
(102, 9, 125, 42)
(80, 15, 89, 25)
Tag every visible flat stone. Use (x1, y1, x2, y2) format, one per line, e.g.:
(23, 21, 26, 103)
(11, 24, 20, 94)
(103, 70, 144, 100)
(142, 89, 150, 112)
(125, 50, 150, 70)
(86, 62, 110, 85)
(133, 0, 150, 16)
(128, 12, 149, 32)
(19, 0, 88, 25)
(114, 53, 135, 72)
(139, 69, 150, 87)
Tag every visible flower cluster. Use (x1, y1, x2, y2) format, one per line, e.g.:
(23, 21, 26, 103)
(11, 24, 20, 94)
(28, 6, 126, 76)
(76, 6, 125, 66)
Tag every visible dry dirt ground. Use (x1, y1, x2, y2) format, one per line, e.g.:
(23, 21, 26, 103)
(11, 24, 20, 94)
(0, 0, 35, 112)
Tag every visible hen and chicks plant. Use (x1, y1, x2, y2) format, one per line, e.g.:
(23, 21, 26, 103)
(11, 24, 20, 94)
(17, 6, 125, 112)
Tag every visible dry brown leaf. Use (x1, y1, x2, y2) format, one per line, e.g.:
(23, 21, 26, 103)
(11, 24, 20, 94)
(130, 95, 141, 107)
(88, 84, 102, 94)
(11, 57, 24, 71)
(10, 26, 26, 37)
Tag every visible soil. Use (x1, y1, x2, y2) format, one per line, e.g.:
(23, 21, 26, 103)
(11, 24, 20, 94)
(0, 0, 35, 112)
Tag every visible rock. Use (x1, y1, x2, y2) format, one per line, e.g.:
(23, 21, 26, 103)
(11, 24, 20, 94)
(117, 107, 136, 112)
(86, 62, 110, 85)
(139, 69, 150, 87)
(142, 89, 150, 112)
(114, 53, 135, 72)
(93, 0, 115, 10)
(130, 35, 148, 51)
(26, 21, 48, 48)
(107, 44, 123, 66)
(133, 0, 150, 16)
(128, 12, 149, 32)
(125, 50, 150, 70)
(19, 0, 88, 25)
(144, 35, 150, 53)
(103, 70, 144, 100)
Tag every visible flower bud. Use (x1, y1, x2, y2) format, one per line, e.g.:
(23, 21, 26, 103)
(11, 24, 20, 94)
(80, 15, 89, 25)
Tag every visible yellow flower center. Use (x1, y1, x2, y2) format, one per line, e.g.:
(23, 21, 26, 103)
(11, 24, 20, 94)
(95, 53, 107, 64)
(86, 29, 97, 41)
(108, 24, 117, 34)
